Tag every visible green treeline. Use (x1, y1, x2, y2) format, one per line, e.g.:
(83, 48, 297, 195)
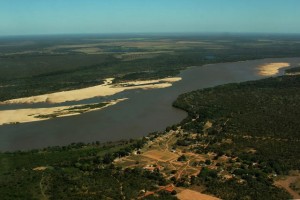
(173, 75, 300, 199)
(1, 74, 300, 199)
(0, 140, 176, 200)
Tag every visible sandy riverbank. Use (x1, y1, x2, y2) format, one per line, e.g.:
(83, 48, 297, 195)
(0, 77, 181, 105)
(0, 98, 127, 125)
(257, 62, 290, 76)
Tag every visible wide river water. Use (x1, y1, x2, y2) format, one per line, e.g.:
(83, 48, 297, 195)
(1, 58, 300, 151)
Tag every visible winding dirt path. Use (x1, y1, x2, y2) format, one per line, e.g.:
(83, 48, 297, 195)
(39, 173, 48, 200)
(275, 176, 300, 199)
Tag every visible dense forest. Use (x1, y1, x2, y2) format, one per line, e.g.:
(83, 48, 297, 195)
(173, 74, 300, 199)
(0, 139, 177, 200)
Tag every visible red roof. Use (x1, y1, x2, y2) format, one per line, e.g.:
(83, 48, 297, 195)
(162, 184, 175, 193)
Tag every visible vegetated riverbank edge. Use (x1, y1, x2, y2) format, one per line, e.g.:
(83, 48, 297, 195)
(0, 58, 294, 126)
(1, 57, 299, 151)
(1, 57, 300, 152)
(0, 77, 181, 126)
(1, 70, 299, 199)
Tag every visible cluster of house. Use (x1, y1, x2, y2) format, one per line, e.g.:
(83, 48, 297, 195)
(143, 164, 164, 172)
(138, 184, 176, 199)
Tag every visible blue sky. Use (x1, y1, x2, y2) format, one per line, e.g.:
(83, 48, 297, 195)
(0, 0, 299, 36)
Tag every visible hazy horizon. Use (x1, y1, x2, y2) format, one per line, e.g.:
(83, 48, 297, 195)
(1, 32, 300, 39)
(1, 0, 300, 36)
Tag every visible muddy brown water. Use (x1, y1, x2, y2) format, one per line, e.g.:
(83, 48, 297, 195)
(1, 58, 299, 151)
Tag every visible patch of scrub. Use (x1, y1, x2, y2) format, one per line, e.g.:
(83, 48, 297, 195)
(0, 98, 127, 125)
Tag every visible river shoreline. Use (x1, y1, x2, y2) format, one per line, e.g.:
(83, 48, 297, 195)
(0, 57, 300, 151)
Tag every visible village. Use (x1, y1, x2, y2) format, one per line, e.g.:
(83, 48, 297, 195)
(114, 122, 240, 200)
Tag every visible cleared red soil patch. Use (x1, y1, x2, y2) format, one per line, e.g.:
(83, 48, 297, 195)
(275, 176, 300, 199)
(177, 189, 220, 200)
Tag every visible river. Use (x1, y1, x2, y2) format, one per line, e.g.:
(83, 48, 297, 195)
(0, 57, 299, 151)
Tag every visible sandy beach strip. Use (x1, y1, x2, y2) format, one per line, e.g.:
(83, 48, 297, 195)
(257, 62, 290, 76)
(0, 77, 181, 105)
(0, 98, 127, 125)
